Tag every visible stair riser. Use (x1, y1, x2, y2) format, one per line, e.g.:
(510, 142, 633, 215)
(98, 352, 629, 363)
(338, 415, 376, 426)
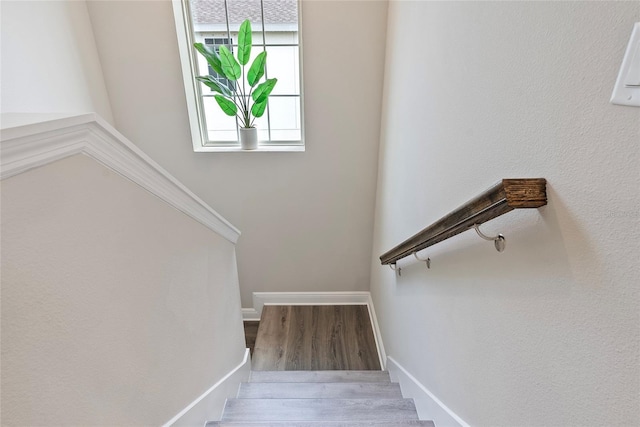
(208, 422, 435, 427)
(249, 371, 391, 383)
(238, 382, 403, 399)
(221, 398, 419, 422)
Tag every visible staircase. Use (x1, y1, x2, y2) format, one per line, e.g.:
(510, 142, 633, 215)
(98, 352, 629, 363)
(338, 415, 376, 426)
(207, 370, 434, 426)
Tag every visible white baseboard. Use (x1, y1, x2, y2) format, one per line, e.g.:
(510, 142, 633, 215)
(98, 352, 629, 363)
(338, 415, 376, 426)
(163, 348, 251, 427)
(363, 294, 387, 369)
(387, 356, 469, 427)
(241, 307, 260, 321)
(242, 291, 386, 370)
(251, 291, 373, 315)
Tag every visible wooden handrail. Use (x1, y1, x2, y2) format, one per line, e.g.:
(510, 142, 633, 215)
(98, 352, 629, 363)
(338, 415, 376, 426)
(379, 178, 547, 265)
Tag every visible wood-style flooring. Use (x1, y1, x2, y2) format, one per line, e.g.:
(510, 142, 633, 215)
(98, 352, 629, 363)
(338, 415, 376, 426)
(251, 305, 381, 371)
(243, 321, 259, 356)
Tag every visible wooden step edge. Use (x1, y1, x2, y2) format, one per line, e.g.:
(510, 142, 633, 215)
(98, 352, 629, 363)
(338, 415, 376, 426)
(249, 370, 391, 383)
(221, 398, 419, 422)
(207, 421, 436, 427)
(237, 382, 403, 399)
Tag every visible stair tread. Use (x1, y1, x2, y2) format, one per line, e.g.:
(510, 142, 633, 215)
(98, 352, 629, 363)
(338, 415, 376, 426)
(208, 422, 435, 427)
(249, 370, 390, 383)
(221, 398, 419, 422)
(238, 382, 402, 399)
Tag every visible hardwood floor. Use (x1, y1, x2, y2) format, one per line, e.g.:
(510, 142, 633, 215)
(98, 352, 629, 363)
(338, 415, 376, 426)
(252, 305, 381, 371)
(243, 321, 259, 356)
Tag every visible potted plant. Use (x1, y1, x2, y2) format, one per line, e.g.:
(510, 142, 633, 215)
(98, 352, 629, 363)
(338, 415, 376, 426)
(194, 20, 277, 150)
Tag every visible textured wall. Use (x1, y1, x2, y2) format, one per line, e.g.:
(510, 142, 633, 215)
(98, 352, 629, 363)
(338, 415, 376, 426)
(1, 155, 246, 425)
(0, 0, 113, 123)
(370, 1, 640, 426)
(86, 0, 388, 307)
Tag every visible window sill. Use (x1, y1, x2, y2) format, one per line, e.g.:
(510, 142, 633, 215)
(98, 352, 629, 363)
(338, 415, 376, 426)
(196, 145, 305, 153)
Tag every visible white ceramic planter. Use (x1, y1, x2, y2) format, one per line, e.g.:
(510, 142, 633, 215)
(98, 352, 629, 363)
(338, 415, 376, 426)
(239, 127, 258, 150)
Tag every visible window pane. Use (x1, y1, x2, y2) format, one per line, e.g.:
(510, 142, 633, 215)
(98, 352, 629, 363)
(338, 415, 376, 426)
(266, 46, 300, 95)
(263, 0, 299, 44)
(245, 45, 266, 88)
(194, 48, 210, 76)
(201, 38, 236, 91)
(265, 31, 298, 45)
(268, 96, 301, 141)
(203, 96, 238, 141)
(190, 0, 227, 32)
(227, 0, 264, 34)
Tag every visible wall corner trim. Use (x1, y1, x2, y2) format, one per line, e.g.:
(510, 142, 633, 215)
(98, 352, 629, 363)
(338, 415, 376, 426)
(162, 348, 251, 426)
(387, 356, 470, 427)
(0, 112, 240, 243)
(243, 291, 387, 369)
(242, 307, 261, 321)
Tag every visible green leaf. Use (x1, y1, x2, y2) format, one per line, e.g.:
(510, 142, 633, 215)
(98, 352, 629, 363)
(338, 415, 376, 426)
(237, 20, 252, 66)
(252, 78, 278, 102)
(214, 95, 237, 116)
(247, 51, 267, 87)
(218, 45, 241, 81)
(193, 43, 224, 76)
(251, 98, 268, 118)
(196, 76, 232, 97)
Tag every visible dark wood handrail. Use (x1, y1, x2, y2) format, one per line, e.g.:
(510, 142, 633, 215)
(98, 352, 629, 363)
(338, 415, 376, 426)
(379, 178, 547, 265)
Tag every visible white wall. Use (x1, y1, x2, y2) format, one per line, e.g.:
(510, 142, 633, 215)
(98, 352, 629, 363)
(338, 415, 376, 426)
(371, 2, 639, 426)
(0, 0, 113, 124)
(86, 0, 388, 307)
(1, 154, 246, 425)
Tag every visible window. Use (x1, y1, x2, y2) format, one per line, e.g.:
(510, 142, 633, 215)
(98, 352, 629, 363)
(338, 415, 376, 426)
(173, 0, 304, 151)
(204, 38, 236, 91)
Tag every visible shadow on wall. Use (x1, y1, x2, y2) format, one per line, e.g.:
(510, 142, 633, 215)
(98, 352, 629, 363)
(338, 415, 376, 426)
(387, 185, 600, 298)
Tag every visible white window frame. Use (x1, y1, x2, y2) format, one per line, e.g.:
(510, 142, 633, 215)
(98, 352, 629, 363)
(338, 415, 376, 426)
(172, 0, 305, 152)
